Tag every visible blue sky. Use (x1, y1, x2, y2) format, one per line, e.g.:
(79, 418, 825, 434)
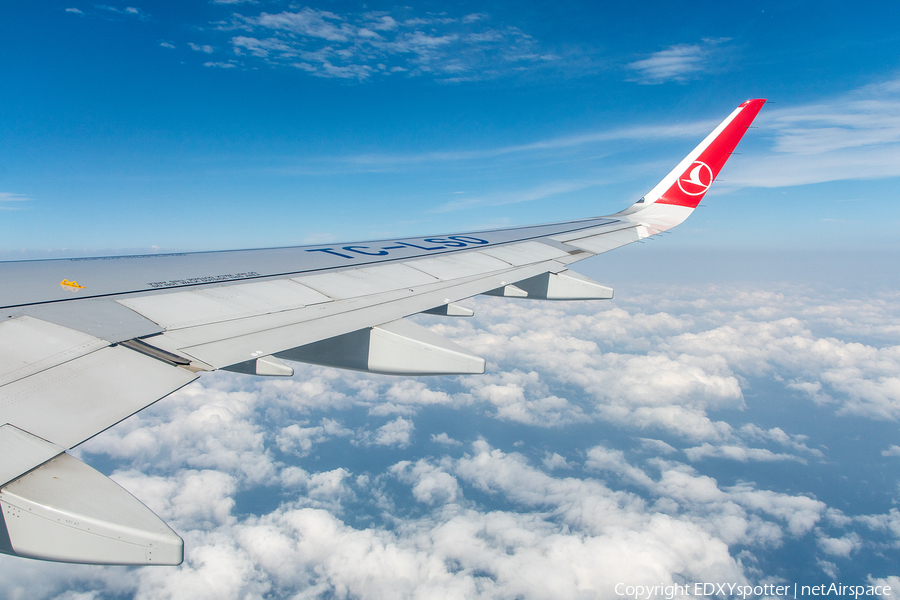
(2, 1, 900, 260)
(3, 3, 900, 599)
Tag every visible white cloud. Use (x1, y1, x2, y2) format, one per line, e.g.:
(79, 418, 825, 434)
(0, 192, 28, 201)
(64, 7, 83, 14)
(231, 35, 293, 58)
(198, 7, 582, 81)
(276, 418, 353, 456)
(882, 444, 900, 457)
(189, 42, 215, 54)
(638, 438, 678, 455)
(391, 459, 461, 505)
(431, 432, 462, 446)
(683, 443, 806, 463)
(817, 532, 862, 557)
(722, 77, 900, 188)
(542, 451, 573, 470)
(0, 192, 29, 210)
(334, 118, 714, 171)
(369, 416, 414, 447)
(627, 38, 729, 84)
(8, 282, 899, 597)
(868, 576, 900, 599)
(434, 178, 607, 212)
(96, 5, 146, 19)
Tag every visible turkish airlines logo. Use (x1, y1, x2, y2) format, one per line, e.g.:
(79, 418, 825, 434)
(677, 161, 713, 196)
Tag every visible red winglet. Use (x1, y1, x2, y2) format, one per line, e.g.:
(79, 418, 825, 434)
(654, 99, 766, 208)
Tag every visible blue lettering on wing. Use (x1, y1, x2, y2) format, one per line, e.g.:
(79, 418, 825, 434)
(448, 236, 489, 244)
(425, 237, 466, 247)
(397, 241, 445, 251)
(306, 248, 354, 259)
(344, 245, 389, 256)
(305, 236, 491, 260)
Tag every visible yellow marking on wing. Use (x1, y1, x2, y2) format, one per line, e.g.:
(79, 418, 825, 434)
(60, 279, 86, 290)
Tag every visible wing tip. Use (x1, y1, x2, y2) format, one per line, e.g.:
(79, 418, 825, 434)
(741, 98, 767, 109)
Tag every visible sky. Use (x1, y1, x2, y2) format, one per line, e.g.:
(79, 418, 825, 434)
(2, 1, 900, 599)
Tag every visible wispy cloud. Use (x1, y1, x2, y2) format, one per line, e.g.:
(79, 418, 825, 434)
(0, 192, 30, 210)
(189, 42, 214, 53)
(722, 77, 900, 188)
(65, 7, 84, 15)
(196, 7, 580, 81)
(433, 179, 606, 212)
(96, 5, 147, 19)
(338, 119, 717, 168)
(627, 38, 729, 84)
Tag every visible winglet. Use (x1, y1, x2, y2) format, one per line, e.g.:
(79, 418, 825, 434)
(644, 99, 766, 209)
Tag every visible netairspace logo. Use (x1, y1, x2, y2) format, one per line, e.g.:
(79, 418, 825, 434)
(615, 583, 894, 600)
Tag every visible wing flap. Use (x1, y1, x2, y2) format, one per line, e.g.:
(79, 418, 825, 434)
(298, 262, 439, 300)
(564, 225, 648, 255)
(118, 279, 331, 330)
(408, 252, 512, 280)
(0, 425, 64, 487)
(478, 241, 570, 266)
(172, 260, 558, 369)
(0, 344, 197, 449)
(0, 316, 109, 387)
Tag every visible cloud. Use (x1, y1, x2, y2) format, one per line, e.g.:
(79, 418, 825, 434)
(882, 444, 900, 457)
(276, 418, 353, 456)
(817, 532, 862, 557)
(431, 432, 462, 446)
(542, 451, 573, 470)
(0, 192, 29, 201)
(433, 178, 607, 212)
(869, 577, 900, 600)
(196, 7, 584, 81)
(328, 118, 714, 173)
(627, 38, 729, 84)
(280, 76, 900, 194)
(96, 5, 147, 19)
(722, 77, 900, 188)
(683, 443, 807, 463)
(0, 192, 29, 210)
(391, 459, 461, 505)
(64, 7, 83, 14)
(369, 416, 414, 447)
(189, 42, 215, 54)
(7, 282, 899, 596)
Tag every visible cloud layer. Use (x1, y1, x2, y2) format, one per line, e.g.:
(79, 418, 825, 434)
(2, 281, 898, 597)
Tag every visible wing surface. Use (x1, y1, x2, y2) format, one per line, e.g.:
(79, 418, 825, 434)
(0, 99, 766, 565)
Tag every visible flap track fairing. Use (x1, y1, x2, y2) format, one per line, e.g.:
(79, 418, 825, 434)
(223, 354, 294, 377)
(276, 318, 484, 376)
(514, 270, 614, 300)
(0, 451, 183, 565)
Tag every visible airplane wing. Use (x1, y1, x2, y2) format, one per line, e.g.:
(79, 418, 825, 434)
(0, 99, 766, 565)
